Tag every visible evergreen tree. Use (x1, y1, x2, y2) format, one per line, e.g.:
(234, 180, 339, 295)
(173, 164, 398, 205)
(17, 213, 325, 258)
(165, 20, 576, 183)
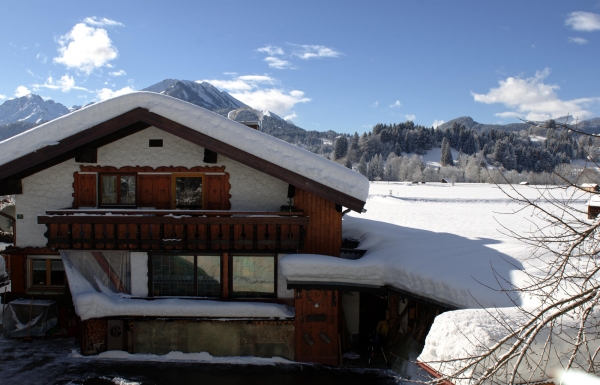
(357, 156, 368, 176)
(441, 137, 454, 166)
(333, 136, 348, 159)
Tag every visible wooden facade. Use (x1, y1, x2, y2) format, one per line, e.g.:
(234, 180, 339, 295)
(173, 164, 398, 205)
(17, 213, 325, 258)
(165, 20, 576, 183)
(294, 188, 342, 257)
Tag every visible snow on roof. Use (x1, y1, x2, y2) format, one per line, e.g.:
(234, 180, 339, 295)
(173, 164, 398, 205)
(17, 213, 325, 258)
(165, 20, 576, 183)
(0, 92, 368, 202)
(282, 183, 584, 309)
(587, 194, 600, 207)
(61, 250, 294, 320)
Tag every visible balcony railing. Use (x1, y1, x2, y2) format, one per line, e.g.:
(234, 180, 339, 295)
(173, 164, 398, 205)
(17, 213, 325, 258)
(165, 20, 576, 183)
(38, 210, 308, 252)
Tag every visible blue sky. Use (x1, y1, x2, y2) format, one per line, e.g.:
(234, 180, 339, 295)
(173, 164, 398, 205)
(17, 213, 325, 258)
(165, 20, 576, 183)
(2, 1, 600, 133)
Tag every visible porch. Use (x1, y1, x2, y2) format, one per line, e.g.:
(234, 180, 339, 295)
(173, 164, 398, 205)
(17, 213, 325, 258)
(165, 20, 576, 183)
(38, 210, 308, 252)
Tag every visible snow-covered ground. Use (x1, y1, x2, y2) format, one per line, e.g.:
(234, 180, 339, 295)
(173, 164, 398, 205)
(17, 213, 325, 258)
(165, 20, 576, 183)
(0, 337, 400, 385)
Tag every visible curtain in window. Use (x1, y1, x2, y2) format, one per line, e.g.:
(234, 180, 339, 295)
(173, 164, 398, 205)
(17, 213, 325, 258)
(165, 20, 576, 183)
(60, 250, 131, 294)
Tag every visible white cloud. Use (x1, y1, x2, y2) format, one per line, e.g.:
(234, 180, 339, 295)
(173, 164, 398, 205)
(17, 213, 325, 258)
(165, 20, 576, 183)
(264, 56, 294, 69)
(405, 114, 416, 121)
(54, 23, 119, 74)
(237, 75, 275, 83)
(230, 89, 311, 116)
(370, 101, 379, 108)
(432, 120, 445, 128)
(33, 74, 88, 92)
(201, 74, 310, 116)
(257, 45, 284, 56)
(472, 68, 600, 120)
(284, 112, 297, 121)
(109, 70, 126, 76)
(15, 86, 31, 97)
(390, 100, 402, 108)
(82, 17, 124, 27)
(200, 75, 275, 92)
(565, 11, 600, 31)
(0, 94, 6, 100)
(291, 44, 342, 60)
(494, 111, 522, 118)
(96, 86, 135, 101)
(36, 53, 47, 63)
(568, 36, 588, 45)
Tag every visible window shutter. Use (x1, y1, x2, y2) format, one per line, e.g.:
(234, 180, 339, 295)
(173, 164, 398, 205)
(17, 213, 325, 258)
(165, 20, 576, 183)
(138, 175, 155, 207)
(205, 174, 231, 210)
(73, 172, 97, 208)
(154, 175, 171, 209)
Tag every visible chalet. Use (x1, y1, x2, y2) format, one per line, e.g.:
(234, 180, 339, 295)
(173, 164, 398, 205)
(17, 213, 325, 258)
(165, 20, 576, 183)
(0, 92, 369, 364)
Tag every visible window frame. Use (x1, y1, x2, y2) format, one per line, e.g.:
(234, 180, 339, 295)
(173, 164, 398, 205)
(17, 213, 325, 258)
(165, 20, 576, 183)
(98, 172, 138, 207)
(229, 254, 277, 299)
(27, 255, 66, 291)
(149, 253, 223, 298)
(171, 173, 205, 210)
(147, 253, 278, 300)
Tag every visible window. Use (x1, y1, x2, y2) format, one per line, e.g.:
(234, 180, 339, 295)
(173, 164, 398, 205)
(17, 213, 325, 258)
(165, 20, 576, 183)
(230, 255, 276, 299)
(29, 257, 66, 288)
(149, 253, 277, 299)
(151, 254, 221, 297)
(99, 174, 136, 206)
(172, 174, 203, 209)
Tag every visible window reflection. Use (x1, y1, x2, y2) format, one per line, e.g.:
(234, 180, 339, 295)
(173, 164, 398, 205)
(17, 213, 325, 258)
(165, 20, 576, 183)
(175, 177, 202, 209)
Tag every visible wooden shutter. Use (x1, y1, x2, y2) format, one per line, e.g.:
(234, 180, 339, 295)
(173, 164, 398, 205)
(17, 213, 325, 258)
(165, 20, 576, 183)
(154, 175, 171, 209)
(73, 172, 97, 208)
(138, 175, 155, 207)
(205, 174, 231, 210)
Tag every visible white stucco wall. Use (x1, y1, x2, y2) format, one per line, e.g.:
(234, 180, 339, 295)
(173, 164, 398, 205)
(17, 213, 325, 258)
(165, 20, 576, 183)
(130, 252, 149, 297)
(16, 126, 289, 247)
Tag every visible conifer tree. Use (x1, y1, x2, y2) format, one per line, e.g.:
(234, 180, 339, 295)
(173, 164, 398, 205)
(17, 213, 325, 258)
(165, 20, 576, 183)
(357, 155, 368, 176)
(441, 137, 454, 166)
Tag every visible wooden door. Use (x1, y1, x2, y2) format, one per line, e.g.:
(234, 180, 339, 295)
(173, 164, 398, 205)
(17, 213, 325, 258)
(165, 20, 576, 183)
(294, 289, 340, 365)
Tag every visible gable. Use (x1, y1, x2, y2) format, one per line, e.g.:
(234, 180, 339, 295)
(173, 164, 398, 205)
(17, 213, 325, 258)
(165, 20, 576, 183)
(0, 92, 368, 212)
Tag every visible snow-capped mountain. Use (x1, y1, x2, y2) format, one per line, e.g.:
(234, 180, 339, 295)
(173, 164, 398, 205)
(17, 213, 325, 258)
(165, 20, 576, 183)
(0, 94, 70, 126)
(143, 79, 247, 111)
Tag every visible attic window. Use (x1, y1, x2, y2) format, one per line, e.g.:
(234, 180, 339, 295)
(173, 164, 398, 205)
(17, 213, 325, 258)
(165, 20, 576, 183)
(149, 139, 163, 147)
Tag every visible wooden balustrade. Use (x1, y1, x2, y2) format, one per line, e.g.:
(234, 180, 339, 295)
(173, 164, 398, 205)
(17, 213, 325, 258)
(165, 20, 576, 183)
(38, 210, 308, 252)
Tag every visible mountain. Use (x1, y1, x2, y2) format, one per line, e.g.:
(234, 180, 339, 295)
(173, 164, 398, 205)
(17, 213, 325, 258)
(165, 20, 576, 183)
(438, 116, 600, 134)
(143, 79, 247, 111)
(0, 94, 70, 126)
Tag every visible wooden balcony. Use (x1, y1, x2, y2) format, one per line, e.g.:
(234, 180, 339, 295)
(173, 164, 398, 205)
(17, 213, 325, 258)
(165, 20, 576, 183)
(38, 210, 308, 252)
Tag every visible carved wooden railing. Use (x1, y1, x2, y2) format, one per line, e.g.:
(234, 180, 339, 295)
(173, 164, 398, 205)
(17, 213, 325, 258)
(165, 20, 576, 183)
(38, 210, 308, 252)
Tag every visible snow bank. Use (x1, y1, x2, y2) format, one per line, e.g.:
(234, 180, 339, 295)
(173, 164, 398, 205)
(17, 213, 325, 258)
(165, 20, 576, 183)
(70, 349, 297, 366)
(0, 92, 368, 202)
(62, 251, 294, 320)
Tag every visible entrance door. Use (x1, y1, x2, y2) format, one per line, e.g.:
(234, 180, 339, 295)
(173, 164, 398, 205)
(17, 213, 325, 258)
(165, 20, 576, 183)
(294, 289, 339, 365)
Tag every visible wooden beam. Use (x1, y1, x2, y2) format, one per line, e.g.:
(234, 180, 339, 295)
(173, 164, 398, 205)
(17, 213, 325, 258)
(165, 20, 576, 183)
(0, 108, 150, 181)
(0, 179, 22, 195)
(75, 148, 97, 163)
(203, 149, 218, 164)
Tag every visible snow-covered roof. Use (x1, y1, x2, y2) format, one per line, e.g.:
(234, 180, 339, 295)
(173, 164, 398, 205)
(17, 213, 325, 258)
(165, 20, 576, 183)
(0, 92, 368, 205)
